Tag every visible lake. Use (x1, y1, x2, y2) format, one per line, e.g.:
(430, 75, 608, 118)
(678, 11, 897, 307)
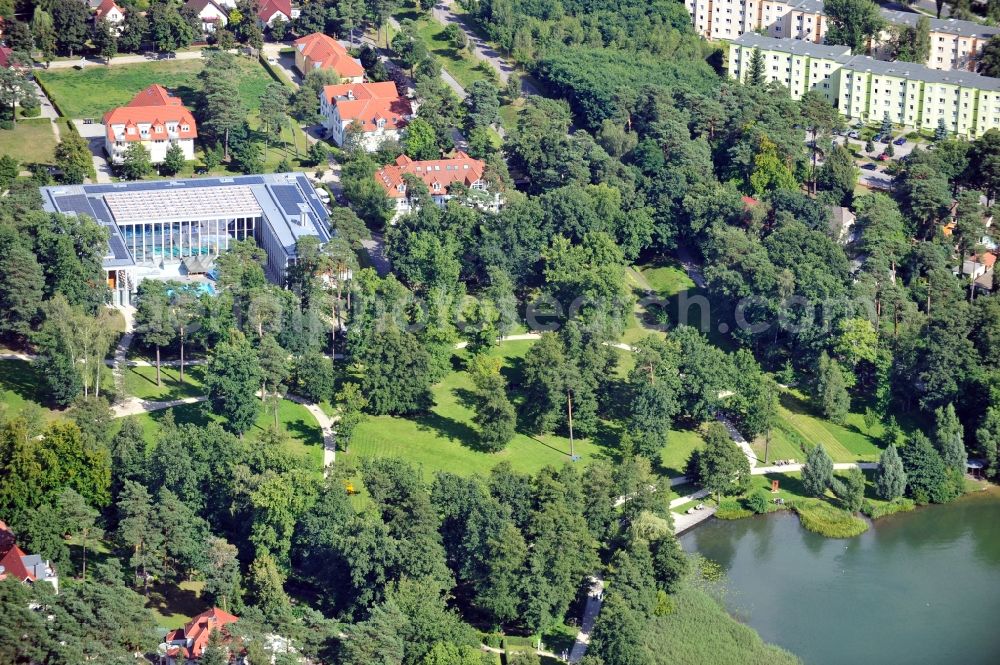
(680, 492, 1000, 665)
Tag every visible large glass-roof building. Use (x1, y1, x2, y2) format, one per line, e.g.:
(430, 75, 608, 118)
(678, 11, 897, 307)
(40, 173, 332, 304)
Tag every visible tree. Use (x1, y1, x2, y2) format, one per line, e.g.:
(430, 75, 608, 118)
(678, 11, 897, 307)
(259, 82, 290, 161)
(359, 326, 434, 415)
(697, 422, 751, 498)
(825, 0, 886, 54)
(56, 488, 103, 581)
(933, 403, 967, 472)
(199, 52, 248, 160)
(200, 629, 230, 665)
(0, 69, 28, 127)
(292, 349, 334, 403)
(816, 353, 850, 425)
(120, 142, 152, 180)
(161, 142, 186, 176)
(117, 10, 148, 54)
(874, 444, 907, 500)
(54, 132, 94, 183)
(31, 9, 58, 64)
(404, 117, 439, 160)
(746, 46, 765, 85)
(891, 16, 931, 63)
(335, 383, 369, 452)
(0, 229, 43, 341)
(831, 467, 865, 513)
(469, 356, 516, 452)
(817, 144, 859, 206)
(466, 80, 500, 130)
(899, 431, 956, 504)
(976, 406, 1000, 479)
(134, 281, 175, 386)
(248, 553, 293, 624)
(148, 2, 196, 52)
(750, 136, 797, 197)
(51, 0, 90, 56)
(802, 444, 834, 497)
(92, 18, 119, 63)
(935, 117, 949, 141)
(116, 480, 163, 592)
(205, 331, 262, 435)
(588, 592, 653, 665)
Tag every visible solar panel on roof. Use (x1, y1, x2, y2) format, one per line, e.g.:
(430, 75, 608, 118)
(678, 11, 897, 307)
(272, 185, 305, 215)
(53, 194, 97, 218)
(108, 234, 132, 262)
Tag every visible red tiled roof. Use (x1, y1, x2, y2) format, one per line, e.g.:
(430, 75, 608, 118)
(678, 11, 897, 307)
(94, 0, 123, 20)
(375, 152, 486, 199)
(258, 0, 291, 21)
(294, 32, 364, 79)
(968, 252, 997, 268)
(167, 607, 239, 660)
(741, 195, 759, 209)
(0, 521, 37, 583)
(104, 85, 197, 143)
(323, 81, 411, 132)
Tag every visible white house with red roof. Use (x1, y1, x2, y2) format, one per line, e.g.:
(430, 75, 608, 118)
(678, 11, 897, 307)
(376, 152, 500, 219)
(293, 32, 364, 82)
(257, 0, 292, 26)
(184, 0, 229, 33)
(159, 607, 239, 664)
(103, 84, 197, 165)
(320, 81, 412, 151)
(0, 520, 59, 594)
(93, 0, 125, 32)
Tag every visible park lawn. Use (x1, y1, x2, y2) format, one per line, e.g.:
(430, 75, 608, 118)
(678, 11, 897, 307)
(0, 359, 63, 423)
(342, 340, 614, 480)
(395, 8, 497, 90)
(659, 427, 706, 478)
(750, 426, 803, 465)
(636, 259, 695, 296)
(123, 363, 207, 401)
(36, 56, 275, 119)
(0, 118, 57, 165)
(133, 398, 324, 469)
(498, 100, 525, 132)
(776, 388, 883, 462)
(146, 580, 207, 629)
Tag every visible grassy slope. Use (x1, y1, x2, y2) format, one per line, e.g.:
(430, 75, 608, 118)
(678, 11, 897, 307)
(133, 398, 323, 469)
(644, 583, 801, 665)
(0, 118, 57, 165)
(0, 359, 63, 422)
(768, 388, 884, 463)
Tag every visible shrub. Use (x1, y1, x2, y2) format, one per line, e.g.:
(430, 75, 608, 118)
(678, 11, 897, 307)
(0, 120, 14, 130)
(792, 499, 868, 538)
(746, 490, 769, 514)
(715, 498, 752, 520)
(860, 497, 915, 520)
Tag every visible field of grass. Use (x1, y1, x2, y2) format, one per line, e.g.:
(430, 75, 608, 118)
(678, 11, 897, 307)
(146, 580, 207, 629)
(133, 398, 323, 469)
(395, 9, 497, 91)
(0, 118, 57, 165)
(123, 363, 207, 401)
(774, 389, 883, 462)
(642, 582, 800, 665)
(0, 359, 63, 423)
(36, 56, 275, 119)
(659, 428, 706, 478)
(792, 499, 869, 538)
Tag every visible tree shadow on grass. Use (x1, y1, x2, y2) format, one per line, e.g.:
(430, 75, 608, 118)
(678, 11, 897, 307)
(0, 360, 46, 405)
(285, 417, 323, 449)
(414, 410, 488, 452)
(146, 581, 206, 625)
(453, 386, 478, 410)
(148, 402, 213, 429)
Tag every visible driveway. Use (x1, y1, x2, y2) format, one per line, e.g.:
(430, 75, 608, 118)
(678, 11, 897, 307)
(73, 119, 113, 183)
(262, 42, 302, 87)
(361, 232, 391, 276)
(40, 50, 206, 70)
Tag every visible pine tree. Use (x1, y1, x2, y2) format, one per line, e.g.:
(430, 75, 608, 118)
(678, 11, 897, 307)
(747, 46, 766, 86)
(933, 403, 967, 472)
(874, 444, 907, 500)
(899, 432, 955, 504)
(831, 467, 865, 512)
(116, 481, 164, 592)
(816, 353, 850, 424)
(880, 111, 893, 137)
(934, 117, 948, 141)
(205, 331, 262, 435)
(802, 444, 834, 497)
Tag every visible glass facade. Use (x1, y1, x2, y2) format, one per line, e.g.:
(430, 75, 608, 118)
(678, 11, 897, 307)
(119, 216, 259, 264)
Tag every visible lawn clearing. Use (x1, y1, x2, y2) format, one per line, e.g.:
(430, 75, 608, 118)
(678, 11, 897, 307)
(0, 118, 57, 165)
(123, 363, 207, 401)
(395, 9, 498, 91)
(37, 56, 275, 119)
(0, 359, 63, 423)
(133, 397, 324, 469)
(342, 340, 615, 480)
(775, 388, 883, 462)
(659, 428, 706, 478)
(146, 580, 207, 629)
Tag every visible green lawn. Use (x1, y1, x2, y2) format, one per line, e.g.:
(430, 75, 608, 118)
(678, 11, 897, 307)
(659, 428, 706, 478)
(343, 340, 612, 479)
(774, 388, 883, 462)
(123, 363, 207, 401)
(0, 118, 57, 165)
(0, 359, 63, 423)
(146, 580, 207, 629)
(395, 9, 497, 91)
(36, 56, 276, 119)
(133, 398, 324, 469)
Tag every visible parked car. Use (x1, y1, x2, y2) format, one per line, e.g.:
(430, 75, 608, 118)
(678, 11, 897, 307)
(893, 136, 906, 145)
(881, 134, 892, 143)
(877, 153, 890, 161)
(861, 163, 878, 171)
(871, 134, 883, 143)
(847, 130, 860, 139)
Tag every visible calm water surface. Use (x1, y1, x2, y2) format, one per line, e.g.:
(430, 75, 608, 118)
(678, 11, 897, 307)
(680, 492, 1000, 665)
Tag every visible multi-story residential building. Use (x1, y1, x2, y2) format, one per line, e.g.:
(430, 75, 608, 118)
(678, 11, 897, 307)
(375, 152, 501, 219)
(729, 34, 1000, 138)
(184, 0, 229, 34)
(294, 32, 365, 82)
(39, 173, 333, 303)
(689, 0, 1000, 71)
(93, 0, 125, 33)
(0, 520, 59, 593)
(103, 84, 197, 164)
(320, 81, 412, 151)
(729, 32, 850, 104)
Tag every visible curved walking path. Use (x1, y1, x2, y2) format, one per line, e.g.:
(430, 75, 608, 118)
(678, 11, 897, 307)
(286, 393, 338, 469)
(568, 575, 605, 663)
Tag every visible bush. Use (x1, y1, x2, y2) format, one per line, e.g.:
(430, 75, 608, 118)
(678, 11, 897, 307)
(860, 497, 915, 520)
(792, 499, 868, 538)
(745, 490, 769, 514)
(0, 120, 14, 130)
(483, 632, 502, 648)
(20, 104, 41, 118)
(715, 498, 752, 520)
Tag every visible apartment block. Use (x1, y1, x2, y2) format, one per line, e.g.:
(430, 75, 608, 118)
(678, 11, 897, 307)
(690, 0, 1000, 71)
(730, 34, 1000, 139)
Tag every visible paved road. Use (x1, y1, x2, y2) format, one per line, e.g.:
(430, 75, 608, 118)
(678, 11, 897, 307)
(262, 42, 302, 87)
(39, 50, 206, 70)
(361, 232, 392, 276)
(568, 576, 605, 664)
(73, 119, 113, 183)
